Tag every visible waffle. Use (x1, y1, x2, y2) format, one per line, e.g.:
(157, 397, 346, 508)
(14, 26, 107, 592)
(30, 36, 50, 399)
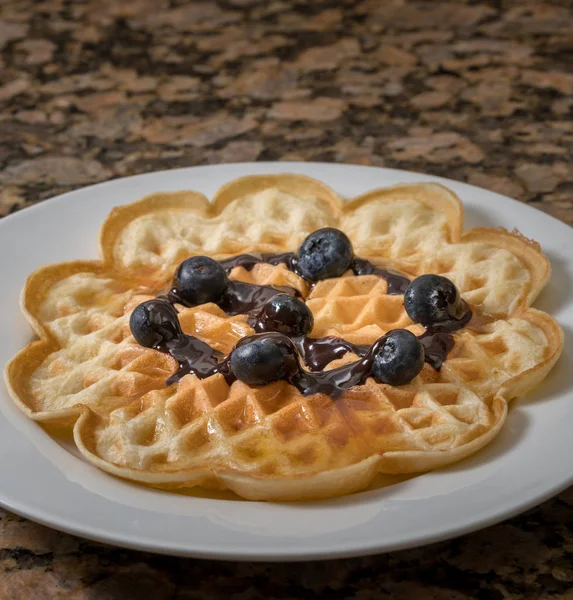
(4, 174, 563, 501)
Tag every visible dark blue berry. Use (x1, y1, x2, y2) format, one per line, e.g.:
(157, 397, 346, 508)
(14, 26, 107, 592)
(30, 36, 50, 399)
(404, 274, 468, 328)
(371, 329, 424, 386)
(174, 256, 228, 306)
(230, 333, 298, 386)
(129, 300, 182, 348)
(251, 294, 314, 335)
(296, 228, 354, 281)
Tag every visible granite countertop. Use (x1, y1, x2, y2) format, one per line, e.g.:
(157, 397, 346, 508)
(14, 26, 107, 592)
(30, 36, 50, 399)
(1, 0, 572, 597)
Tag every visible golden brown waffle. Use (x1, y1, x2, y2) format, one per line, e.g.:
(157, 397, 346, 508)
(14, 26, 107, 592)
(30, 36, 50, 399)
(4, 174, 563, 501)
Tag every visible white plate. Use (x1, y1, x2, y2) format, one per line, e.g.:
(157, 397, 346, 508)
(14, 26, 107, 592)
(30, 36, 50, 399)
(0, 163, 571, 561)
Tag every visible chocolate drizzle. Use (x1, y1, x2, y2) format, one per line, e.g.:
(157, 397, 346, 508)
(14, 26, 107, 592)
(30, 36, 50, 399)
(141, 242, 472, 394)
(416, 308, 472, 370)
(133, 300, 225, 386)
(156, 325, 383, 398)
(289, 337, 385, 397)
(219, 252, 296, 274)
(219, 251, 411, 295)
(168, 280, 298, 316)
(292, 335, 369, 372)
(350, 257, 410, 295)
(152, 314, 470, 390)
(418, 332, 455, 371)
(294, 325, 470, 374)
(163, 335, 224, 386)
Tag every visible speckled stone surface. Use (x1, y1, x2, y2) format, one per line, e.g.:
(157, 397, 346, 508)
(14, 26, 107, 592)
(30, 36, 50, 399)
(1, 0, 572, 598)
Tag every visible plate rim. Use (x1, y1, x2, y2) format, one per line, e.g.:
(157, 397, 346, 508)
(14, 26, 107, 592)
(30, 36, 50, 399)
(1, 471, 572, 561)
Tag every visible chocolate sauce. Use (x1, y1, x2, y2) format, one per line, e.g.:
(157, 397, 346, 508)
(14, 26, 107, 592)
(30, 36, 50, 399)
(153, 317, 377, 397)
(146, 315, 377, 398)
(168, 280, 298, 316)
(155, 321, 464, 392)
(217, 281, 297, 316)
(292, 335, 369, 371)
(416, 305, 472, 370)
(424, 305, 473, 333)
(231, 333, 385, 398)
(243, 288, 470, 374)
(418, 332, 455, 371)
(289, 339, 383, 397)
(293, 325, 470, 374)
(136, 300, 225, 385)
(219, 252, 296, 273)
(144, 239, 473, 393)
(218, 252, 410, 295)
(147, 304, 472, 391)
(244, 293, 373, 372)
(350, 257, 410, 295)
(163, 334, 224, 386)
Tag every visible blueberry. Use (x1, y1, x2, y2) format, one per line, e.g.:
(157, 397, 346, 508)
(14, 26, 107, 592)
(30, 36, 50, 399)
(296, 228, 354, 281)
(174, 256, 228, 306)
(251, 294, 314, 335)
(130, 300, 182, 348)
(404, 274, 468, 328)
(230, 333, 299, 386)
(371, 329, 424, 386)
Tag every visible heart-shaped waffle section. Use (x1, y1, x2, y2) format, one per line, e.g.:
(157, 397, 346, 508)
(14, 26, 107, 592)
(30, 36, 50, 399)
(5, 175, 563, 501)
